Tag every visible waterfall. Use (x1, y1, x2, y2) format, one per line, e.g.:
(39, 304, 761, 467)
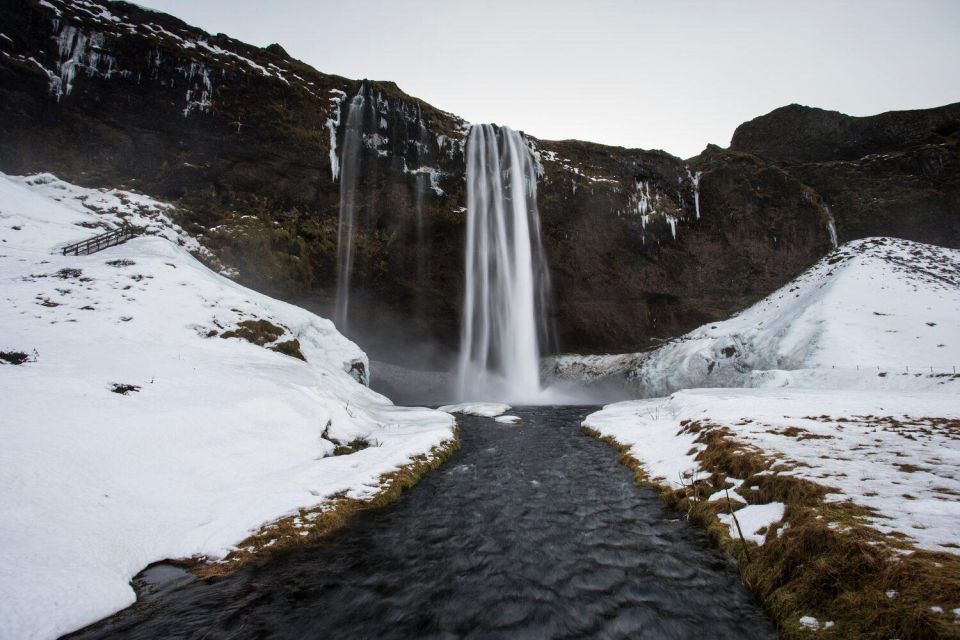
(822, 203, 839, 249)
(413, 119, 434, 320)
(333, 87, 370, 331)
(456, 124, 551, 402)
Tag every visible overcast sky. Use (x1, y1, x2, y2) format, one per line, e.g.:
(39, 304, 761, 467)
(136, 0, 960, 158)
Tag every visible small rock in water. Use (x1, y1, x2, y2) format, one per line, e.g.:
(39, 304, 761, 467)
(495, 415, 521, 424)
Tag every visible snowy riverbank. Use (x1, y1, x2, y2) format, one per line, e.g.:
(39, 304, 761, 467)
(0, 173, 456, 639)
(582, 237, 960, 636)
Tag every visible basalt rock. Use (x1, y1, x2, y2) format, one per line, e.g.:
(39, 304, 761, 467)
(1, 0, 957, 357)
(729, 103, 960, 247)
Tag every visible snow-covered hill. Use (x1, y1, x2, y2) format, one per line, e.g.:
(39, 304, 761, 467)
(0, 173, 455, 640)
(554, 237, 960, 396)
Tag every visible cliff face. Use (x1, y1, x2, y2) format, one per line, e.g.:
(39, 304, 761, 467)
(729, 103, 960, 247)
(1, 0, 957, 356)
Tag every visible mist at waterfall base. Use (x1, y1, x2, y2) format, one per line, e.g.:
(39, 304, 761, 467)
(325, 96, 620, 405)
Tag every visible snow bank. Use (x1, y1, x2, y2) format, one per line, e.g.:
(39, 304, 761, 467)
(584, 373, 960, 553)
(0, 173, 455, 640)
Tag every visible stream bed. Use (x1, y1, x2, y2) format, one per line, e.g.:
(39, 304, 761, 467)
(70, 406, 776, 639)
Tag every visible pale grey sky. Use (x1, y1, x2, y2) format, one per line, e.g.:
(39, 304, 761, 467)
(136, 0, 960, 158)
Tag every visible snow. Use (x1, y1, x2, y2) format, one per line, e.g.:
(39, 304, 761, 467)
(29, 0, 320, 104)
(403, 162, 445, 195)
(564, 238, 960, 397)
(438, 402, 511, 418)
(195, 40, 273, 78)
(3, 173, 203, 255)
(718, 502, 785, 545)
(0, 172, 455, 640)
(38, 0, 62, 16)
(494, 415, 522, 424)
(585, 384, 960, 553)
(637, 237, 960, 390)
(583, 237, 960, 555)
(798, 615, 818, 629)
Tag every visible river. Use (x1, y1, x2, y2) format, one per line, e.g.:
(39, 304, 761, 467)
(70, 406, 775, 639)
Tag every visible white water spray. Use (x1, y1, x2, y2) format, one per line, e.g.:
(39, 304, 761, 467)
(456, 124, 551, 402)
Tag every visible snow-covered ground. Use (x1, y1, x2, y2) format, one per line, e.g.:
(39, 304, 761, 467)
(584, 237, 960, 553)
(585, 389, 960, 552)
(0, 173, 455, 640)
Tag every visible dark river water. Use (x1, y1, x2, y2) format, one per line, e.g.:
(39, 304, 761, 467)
(69, 406, 776, 640)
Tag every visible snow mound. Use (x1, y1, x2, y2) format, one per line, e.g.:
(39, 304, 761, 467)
(438, 402, 511, 417)
(560, 237, 960, 396)
(0, 173, 455, 640)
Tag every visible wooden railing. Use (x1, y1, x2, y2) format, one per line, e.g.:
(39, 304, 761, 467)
(61, 224, 137, 256)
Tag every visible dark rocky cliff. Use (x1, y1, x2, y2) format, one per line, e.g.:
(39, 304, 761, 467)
(1, 0, 957, 358)
(729, 103, 960, 247)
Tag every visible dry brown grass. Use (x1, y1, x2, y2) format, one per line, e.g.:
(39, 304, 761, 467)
(582, 421, 960, 639)
(770, 426, 835, 440)
(220, 318, 284, 345)
(189, 428, 460, 579)
(332, 437, 371, 456)
(218, 319, 306, 361)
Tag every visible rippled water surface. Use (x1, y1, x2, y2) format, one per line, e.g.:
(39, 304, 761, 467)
(70, 406, 776, 639)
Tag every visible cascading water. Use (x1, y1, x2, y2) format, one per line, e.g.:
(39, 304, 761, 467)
(456, 124, 551, 402)
(413, 119, 433, 320)
(333, 87, 372, 331)
(822, 203, 839, 249)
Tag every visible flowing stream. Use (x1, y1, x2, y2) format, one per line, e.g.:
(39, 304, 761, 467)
(70, 407, 776, 640)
